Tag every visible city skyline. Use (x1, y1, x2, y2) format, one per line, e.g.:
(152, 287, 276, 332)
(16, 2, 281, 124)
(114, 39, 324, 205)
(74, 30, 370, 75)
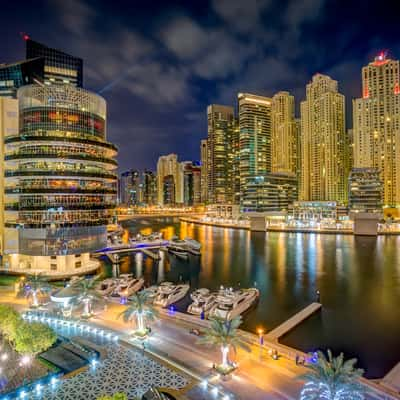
(1, 0, 400, 171)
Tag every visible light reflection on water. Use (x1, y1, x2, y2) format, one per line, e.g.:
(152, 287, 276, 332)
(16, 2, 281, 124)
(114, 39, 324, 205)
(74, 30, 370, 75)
(101, 217, 400, 378)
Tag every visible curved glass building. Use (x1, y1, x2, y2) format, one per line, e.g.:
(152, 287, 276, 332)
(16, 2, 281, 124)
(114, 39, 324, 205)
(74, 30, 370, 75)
(3, 84, 117, 274)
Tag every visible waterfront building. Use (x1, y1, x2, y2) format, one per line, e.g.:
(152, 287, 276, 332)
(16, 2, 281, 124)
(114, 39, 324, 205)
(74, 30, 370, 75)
(349, 168, 383, 212)
(200, 139, 208, 203)
(232, 119, 241, 205)
(3, 84, 117, 273)
(157, 154, 181, 206)
(0, 58, 44, 98)
(238, 93, 272, 204)
(119, 169, 142, 206)
(353, 53, 400, 207)
(242, 173, 297, 212)
(182, 161, 201, 206)
(271, 91, 297, 175)
(290, 201, 347, 221)
(142, 170, 157, 206)
(26, 38, 83, 87)
(300, 74, 348, 203)
(206, 104, 235, 204)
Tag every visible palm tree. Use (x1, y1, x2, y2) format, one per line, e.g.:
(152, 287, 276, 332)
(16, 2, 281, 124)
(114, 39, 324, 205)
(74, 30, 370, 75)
(72, 275, 103, 318)
(23, 273, 50, 308)
(197, 316, 250, 371)
(299, 350, 365, 400)
(119, 290, 158, 336)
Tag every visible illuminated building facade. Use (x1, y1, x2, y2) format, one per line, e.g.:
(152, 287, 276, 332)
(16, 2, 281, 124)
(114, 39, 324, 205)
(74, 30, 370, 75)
(26, 38, 83, 87)
(200, 139, 208, 203)
(182, 161, 201, 206)
(271, 91, 297, 174)
(242, 173, 297, 212)
(3, 84, 117, 273)
(157, 154, 181, 205)
(142, 170, 157, 206)
(238, 93, 272, 203)
(349, 168, 382, 212)
(119, 169, 142, 206)
(353, 53, 400, 207)
(300, 74, 348, 203)
(206, 104, 235, 204)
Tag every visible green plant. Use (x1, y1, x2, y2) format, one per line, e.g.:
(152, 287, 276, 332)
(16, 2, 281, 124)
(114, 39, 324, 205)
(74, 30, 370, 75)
(119, 290, 158, 335)
(72, 275, 103, 318)
(197, 316, 250, 370)
(23, 273, 51, 307)
(0, 304, 23, 342)
(14, 321, 57, 355)
(299, 350, 365, 400)
(97, 393, 129, 400)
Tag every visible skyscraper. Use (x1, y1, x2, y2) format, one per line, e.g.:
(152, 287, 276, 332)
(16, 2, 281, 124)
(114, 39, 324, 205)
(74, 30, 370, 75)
(206, 104, 235, 204)
(26, 38, 83, 87)
(271, 91, 297, 174)
(3, 84, 117, 273)
(119, 169, 142, 206)
(182, 161, 201, 206)
(142, 170, 157, 206)
(353, 53, 400, 206)
(238, 93, 272, 203)
(300, 74, 347, 202)
(200, 139, 208, 203)
(156, 154, 181, 206)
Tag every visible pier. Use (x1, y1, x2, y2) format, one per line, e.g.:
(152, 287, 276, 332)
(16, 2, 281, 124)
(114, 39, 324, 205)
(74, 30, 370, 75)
(266, 302, 322, 341)
(97, 242, 169, 259)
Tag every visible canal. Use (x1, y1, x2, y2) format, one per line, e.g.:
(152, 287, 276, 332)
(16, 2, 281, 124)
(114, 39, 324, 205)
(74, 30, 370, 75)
(101, 217, 400, 379)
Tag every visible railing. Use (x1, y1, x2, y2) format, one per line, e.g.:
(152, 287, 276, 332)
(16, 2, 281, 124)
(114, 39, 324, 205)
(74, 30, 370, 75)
(5, 170, 117, 180)
(5, 188, 117, 194)
(5, 203, 116, 211)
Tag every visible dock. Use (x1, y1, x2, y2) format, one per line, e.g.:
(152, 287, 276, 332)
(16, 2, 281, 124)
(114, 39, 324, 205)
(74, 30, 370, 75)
(142, 248, 160, 260)
(266, 302, 322, 341)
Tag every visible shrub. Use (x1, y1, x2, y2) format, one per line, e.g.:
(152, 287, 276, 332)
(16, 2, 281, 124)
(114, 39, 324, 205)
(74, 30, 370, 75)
(0, 304, 22, 342)
(97, 394, 129, 400)
(14, 321, 57, 355)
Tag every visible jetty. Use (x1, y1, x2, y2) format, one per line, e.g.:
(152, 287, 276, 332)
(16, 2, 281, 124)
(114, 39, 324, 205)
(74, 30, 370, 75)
(142, 248, 161, 260)
(266, 302, 322, 341)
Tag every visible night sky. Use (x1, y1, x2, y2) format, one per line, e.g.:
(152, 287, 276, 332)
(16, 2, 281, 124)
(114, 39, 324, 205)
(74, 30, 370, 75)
(1, 0, 400, 172)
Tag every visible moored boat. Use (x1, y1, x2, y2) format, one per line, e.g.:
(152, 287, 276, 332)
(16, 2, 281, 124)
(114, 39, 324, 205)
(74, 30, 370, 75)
(153, 282, 190, 307)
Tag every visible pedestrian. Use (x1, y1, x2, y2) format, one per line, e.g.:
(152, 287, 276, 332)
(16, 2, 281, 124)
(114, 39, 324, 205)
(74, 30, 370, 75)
(295, 354, 299, 365)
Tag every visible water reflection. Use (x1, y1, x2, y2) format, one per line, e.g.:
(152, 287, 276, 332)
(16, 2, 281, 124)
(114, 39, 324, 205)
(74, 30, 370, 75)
(105, 217, 400, 378)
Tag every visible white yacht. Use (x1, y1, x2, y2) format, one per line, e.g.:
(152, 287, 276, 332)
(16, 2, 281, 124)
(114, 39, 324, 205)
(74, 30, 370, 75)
(187, 288, 216, 316)
(183, 238, 201, 256)
(118, 277, 145, 298)
(153, 282, 190, 307)
(209, 287, 259, 320)
(167, 236, 189, 259)
(95, 278, 117, 296)
(130, 232, 165, 247)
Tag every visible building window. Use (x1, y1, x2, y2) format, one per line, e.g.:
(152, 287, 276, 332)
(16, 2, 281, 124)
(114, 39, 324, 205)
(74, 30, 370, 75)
(50, 263, 57, 271)
(75, 261, 82, 268)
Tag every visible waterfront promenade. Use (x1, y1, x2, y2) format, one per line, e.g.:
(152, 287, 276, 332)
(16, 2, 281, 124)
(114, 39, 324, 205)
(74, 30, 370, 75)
(0, 289, 398, 399)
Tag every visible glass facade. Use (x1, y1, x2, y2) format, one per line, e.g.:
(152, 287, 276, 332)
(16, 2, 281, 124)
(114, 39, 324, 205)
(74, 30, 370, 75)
(4, 84, 117, 256)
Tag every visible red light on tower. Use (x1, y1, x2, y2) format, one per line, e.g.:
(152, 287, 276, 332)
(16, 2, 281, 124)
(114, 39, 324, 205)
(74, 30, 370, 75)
(395, 82, 400, 95)
(19, 32, 30, 41)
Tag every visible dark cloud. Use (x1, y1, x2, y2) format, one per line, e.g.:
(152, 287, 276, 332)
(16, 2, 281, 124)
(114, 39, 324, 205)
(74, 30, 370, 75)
(1, 0, 399, 171)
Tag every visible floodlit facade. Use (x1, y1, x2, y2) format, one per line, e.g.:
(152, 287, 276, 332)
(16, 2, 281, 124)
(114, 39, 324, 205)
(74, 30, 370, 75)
(142, 170, 157, 206)
(182, 161, 201, 206)
(238, 93, 272, 203)
(349, 168, 382, 212)
(206, 104, 235, 204)
(119, 169, 142, 206)
(3, 84, 117, 273)
(353, 53, 400, 207)
(156, 154, 181, 205)
(300, 74, 348, 203)
(271, 91, 297, 174)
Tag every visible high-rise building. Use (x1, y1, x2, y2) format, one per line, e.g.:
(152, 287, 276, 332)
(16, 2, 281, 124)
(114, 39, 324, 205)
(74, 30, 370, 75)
(119, 169, 142, 206)
(26, 38, 83, 87)
(206, 104, 235, 204)
(0, 58, 44, 98)
(238, 93, 272, 203)
(353, 53, 400, 207)
(271, 91, 297, 175)
(242, 173, 297, 212)
(0, 98, 19, 261)
(349, 168, 382, 212)
(157, 154, 181, 206)
(142, 170, 157, 206)
(200, 139, 208, 203)
(3, 84, 117, 273)
(300, 74, 347, 203)
(182, 161, 201, 206)
(232, 119, 241, 205)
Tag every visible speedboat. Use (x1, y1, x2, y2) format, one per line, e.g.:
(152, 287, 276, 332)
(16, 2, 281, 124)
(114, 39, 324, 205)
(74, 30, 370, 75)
(183, 238, 201, 256)
(168, 248, 189, 260)
(167, 236, 189, 259)
(118, 277, 144, 297)
(187, 288, 216, 316)
(153, 282, 190, 307)
(209, 287, 259, 320)
(95, 278, 117, 296)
